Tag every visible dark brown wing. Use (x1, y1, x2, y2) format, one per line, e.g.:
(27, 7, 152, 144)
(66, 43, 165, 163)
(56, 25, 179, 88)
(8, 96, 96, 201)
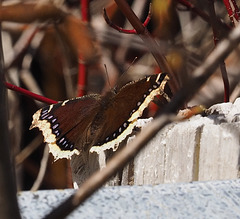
(30, 94, 101, 160)
(90, 73, 170, 153)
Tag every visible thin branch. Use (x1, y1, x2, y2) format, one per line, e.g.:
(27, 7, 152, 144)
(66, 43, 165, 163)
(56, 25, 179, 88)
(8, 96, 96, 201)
(15, 134, 43, 166)
(77, 0, 89, 97)
(31, 144, 49, 191)
(231, 0, 240, 21)
(0, 1, 21, 216)
(177, 0, 231, 31)
(110, 0, 179, 93)
(208, 0, 221, 45)
(5, 82, 57, 104)
(81, 0, 89, 22)
(0, 3, 67, 23)
(77, 57, 86, 96)
(220, 62, 230, 102)
(230, 81, 240, 101)
(103, 5, 151, 34)
(44, 21, 240, 219)
(5, 25, 40, 69)
(208, 0, 229, 102)
(223, 0, 240, 26)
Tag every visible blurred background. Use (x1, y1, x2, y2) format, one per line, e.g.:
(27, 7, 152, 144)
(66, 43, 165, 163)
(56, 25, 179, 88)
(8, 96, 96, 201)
(3, 0, 240, 190)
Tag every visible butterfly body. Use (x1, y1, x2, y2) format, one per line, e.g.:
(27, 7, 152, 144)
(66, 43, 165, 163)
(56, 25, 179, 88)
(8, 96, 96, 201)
(30, 73, 171, 161)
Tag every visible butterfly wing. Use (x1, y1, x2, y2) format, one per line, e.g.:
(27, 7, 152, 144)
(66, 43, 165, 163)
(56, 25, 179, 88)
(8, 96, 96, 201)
(30, 73, 170, 159)
(30, 94, 101, 160)
(90, 73, 170, 153)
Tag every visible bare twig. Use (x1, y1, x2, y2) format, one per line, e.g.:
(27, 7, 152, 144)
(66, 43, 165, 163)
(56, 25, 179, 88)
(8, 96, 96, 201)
(177, 0, 231, 31)
(223, 0, 240, 26)
(0, 3, 66, 23)
(220, 62, 230, 102)
(230, 81, 240, 101)
(208, 0, 229, 102)
(31, 144, 49, 191)
(77, 57, 86, 96)
(15, 134, 43, 166)
(231, 0, 240, 20)
(5, 82, 57, 104)
(5, 24, 40, 69)
(103, 5, 151, 34)
(44, 21, 240, 219)
(108, 0, 179, 93)
(0, 1, 21, 217)
(81, 0, 89, 22)
(77, 0, 89, 97)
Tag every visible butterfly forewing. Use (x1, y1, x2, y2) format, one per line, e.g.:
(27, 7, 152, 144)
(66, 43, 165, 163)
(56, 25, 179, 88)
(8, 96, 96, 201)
(31, 94, 101, 160)
(90, 73, 170, 153)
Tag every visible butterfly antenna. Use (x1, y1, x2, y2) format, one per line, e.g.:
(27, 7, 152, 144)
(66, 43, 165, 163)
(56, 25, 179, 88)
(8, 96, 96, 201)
(104, 64, 112, 90)
(124, 57, 137, 75)
(114, 57, 138, 92)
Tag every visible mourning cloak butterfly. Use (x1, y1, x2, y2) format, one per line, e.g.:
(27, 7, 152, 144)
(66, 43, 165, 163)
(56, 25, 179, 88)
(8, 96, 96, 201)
(30, 73, 171, 160)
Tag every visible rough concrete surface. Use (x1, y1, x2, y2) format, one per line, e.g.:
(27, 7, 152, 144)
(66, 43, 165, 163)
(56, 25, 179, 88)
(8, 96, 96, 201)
(18, 179, 240, 219)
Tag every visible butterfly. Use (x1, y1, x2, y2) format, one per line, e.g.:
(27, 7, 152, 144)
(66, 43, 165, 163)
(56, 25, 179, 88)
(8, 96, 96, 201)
(30, 73, 171, 161)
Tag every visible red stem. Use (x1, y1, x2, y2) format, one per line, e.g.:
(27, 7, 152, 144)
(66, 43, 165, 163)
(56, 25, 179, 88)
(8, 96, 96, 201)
(77, 0, 89, 97)
(223, 0, 235, 25)
(177, 0, 210, 22)
(81, 0, 88, 22)
(231, 0, 240, 20)
(77, 58, 86, 97)
(103, 6, 151, 34)
(208, 0, 220, 45)
(5, 82, 57, 104)
(113, 0, 178, 93)
(223, 0, 240, 25)
(177, 0, 231, 30)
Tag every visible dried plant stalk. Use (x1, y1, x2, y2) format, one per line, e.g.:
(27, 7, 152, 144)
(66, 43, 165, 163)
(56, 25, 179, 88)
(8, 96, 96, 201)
(0, 5, 21, 217)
